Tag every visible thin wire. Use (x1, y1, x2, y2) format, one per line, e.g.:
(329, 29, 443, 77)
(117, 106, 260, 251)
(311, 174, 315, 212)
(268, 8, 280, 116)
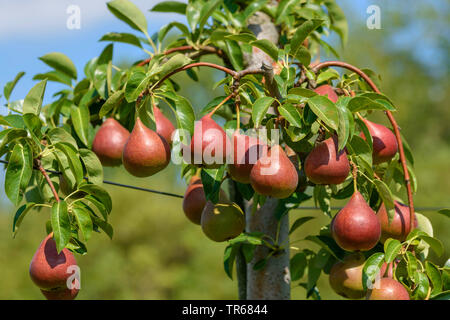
(0, 159, 447, 210)
(0, 159, 184, 199)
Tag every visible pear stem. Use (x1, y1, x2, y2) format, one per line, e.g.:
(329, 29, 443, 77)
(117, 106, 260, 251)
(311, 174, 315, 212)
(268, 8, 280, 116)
(312, 61, 415, 232)
(350, 158, 358, 192)
(207, 94, 234, 117)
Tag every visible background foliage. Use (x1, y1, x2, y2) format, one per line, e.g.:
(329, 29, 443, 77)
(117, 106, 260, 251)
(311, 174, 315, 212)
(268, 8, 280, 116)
(0, 0, 449, 299)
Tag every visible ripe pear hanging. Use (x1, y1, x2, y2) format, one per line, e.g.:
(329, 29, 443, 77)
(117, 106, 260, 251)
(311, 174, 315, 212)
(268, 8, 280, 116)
(250, 145, 298, 199)
(228, 131, 267, 184)
(360, 119, 398, 164)
(305, 136, 350, 185)
(29, 233, 79, 300)
(201, 201, 245, 242)
(153, 105, 175, 145)
(329, 253, 366, 299)
(190, 114, 230, 168)
(377, 201, 413, 242)
(92, 118, 130, 166)
(314, 84, 339, 103)
(182, 176, 228, 225)
(331, 191, 381, 251)
(122, 118, 171, 177)
(366, 278, 410, 300)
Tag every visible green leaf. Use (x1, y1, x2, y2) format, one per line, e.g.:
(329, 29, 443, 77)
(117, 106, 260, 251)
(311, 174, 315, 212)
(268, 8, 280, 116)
(305, 235, 343, 260)
(186, 1, 202, 32)
(47, 127, 78, 148)
(99, 90, 124, 118)
(250, 39, 279, 62)
(23, 113, 42, 141)
(373, 179, 395, 220)
(335, 98, 352, 151)
(79, 149, 103, 185)
(70, 104, 90, 147)
(437, 208, 450, 219)
(4, 71, 25, 101)
(324, 0, 348, 45)
(225, 33, 256, 43)
(413, 271, 429, 300)
(225, 40, 244, 71)
(39, 52, 77, 79)
(362, 252, 385, 290)
(348, 96, 395, 113)
(51, 200, 71, 252)
(278, 104, 302, 128)
(290, 19, 323, 59)
(78, 183, 112, 214)
(160, 53, 192, 78)
(33, 71, 72, 86)
(289, 217, 314, 235)
(23, 79, 47, 115)
(151, 1, 187, 14)
(418, 235, 444, 257)
(100, 32, 142, 48)
(223, 244, 238, 280)
(307, 95, 339, 130)
(347, 135, 372, 168)
(406, 251, 418, 278)
(5, 143, 33, 206)
(426, 261, 443, 296)
(431, 291, 450, 300)
(0, 128, 27, 156)
(55, 142, 84, 185)
(201, 166, 226, 203)
(12, 202, 36, 236)
(72, 206, 93, 241)
(307, 249, 329, 291)
(290, 252, 307, 281)
(107, 0, 148, 34)
(276, 0, 297, 24)
(384, 238, 402, 263)
(124, 71, 147, 103)
(252, 96, 275, 127)
(198, 0, 223, 33)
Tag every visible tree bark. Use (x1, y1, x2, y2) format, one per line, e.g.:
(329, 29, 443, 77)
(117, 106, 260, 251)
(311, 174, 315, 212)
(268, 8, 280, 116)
(243, 9, 291, 300)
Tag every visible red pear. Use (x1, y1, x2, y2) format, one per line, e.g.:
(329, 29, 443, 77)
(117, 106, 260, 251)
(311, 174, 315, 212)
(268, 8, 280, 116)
(182, 177, 228, 225)
(190, 114, 230, 168)
(40, 278, 80, 300)
(201, 201, 245, 242)
(329, 253, 366, 299)
(367, 278, 410, 300)
(250, 145, 298, 199)
(92, 118, 130, 166)
(331, 191, 381, 251)
(377, 201, 413, 242)
(228, 131, 267, 184)
(29, 234, 79, 299)
(153, 105, 175, 145)
(305, 136, 350, 185)
(360, 119, 398, 164)
(314, 84, 339, 103)
(122, 118, 171, 177)
(182, 177, 206, 225)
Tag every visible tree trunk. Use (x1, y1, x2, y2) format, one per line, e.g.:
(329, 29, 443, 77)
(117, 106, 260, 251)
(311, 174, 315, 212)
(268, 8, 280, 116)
(245, 198, 291, 299)
(241, 8, 291, 300)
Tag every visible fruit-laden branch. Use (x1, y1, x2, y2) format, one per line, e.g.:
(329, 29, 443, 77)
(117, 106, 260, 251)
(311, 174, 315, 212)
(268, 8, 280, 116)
(312, 61, 415, 232)
(136, 45, 225, 67)
(35, 159, 60, 203)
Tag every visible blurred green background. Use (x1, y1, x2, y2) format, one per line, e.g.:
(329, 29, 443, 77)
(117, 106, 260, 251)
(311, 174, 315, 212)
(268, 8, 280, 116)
(0, 0, 449, 299)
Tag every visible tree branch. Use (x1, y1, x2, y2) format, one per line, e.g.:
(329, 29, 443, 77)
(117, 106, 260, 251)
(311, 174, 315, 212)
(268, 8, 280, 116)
(35, 159, 60, 203)
(312, 61, 415, 231)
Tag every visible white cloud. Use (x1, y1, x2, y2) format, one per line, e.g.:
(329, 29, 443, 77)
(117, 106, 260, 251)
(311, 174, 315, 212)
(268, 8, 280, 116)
(0, 0, 182, 38)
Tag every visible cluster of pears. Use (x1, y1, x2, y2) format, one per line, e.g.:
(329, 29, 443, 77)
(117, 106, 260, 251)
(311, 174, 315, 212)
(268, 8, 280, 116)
(188, 110, 301, 199)
(29, 233, 80, 300)
(329, 253, 410, 300)
(92, 105, 174, 177)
